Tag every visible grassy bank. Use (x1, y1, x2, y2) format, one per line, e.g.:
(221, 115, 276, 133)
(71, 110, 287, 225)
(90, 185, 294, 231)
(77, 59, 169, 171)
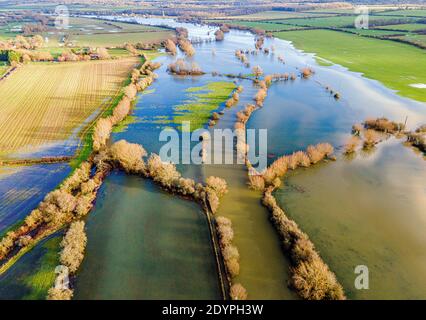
(274, 29, 426, 102)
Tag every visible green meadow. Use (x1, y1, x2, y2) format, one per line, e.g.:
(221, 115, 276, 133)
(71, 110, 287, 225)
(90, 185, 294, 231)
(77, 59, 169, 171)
(274, 15, 418, 28)
(339, 27, 404, 37)
(378, 23, 426, 31)
(378, 9, 426, 17)
(224, 20, 306, 31)
(173, 81, 236, 131)
(274, 29, 426, 102)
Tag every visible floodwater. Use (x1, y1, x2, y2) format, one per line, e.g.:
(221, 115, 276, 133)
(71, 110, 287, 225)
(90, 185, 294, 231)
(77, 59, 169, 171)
(275, 139, 426, 299)
(1, 15, 425, 299)
(74, 172, 220, 299)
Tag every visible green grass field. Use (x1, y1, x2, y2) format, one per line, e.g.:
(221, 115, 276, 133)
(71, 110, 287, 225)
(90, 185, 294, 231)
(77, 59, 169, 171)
(397, 33, 426, 47)
(223, 20, 306, 31)
(221, 10, 335, 21)
(0, 22, 23, 39)
(274, 15, 419, 28)
(376, 23, 426, 31)
(0, 62, 9, 77)
(41, 17, 174, 48)
(339, 27, 404, 37)
(378, 9, 426, 17)
(274, 29, 426, 102)
(173, 81, 236, 131)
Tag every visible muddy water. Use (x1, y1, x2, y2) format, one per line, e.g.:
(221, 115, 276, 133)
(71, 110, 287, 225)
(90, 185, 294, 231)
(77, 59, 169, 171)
(74, 172, 220, 299)
(77, 16, 426, 299)
(275, 139, 426, 299)
(203, 163, 298, 300)
(2, 14, 426, 299)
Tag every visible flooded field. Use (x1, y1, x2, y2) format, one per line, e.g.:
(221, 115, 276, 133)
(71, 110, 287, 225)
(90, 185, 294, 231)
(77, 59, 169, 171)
(275, 139, 426, 299)
(0, 15, 425, 300)
(74, 172, 220, 299)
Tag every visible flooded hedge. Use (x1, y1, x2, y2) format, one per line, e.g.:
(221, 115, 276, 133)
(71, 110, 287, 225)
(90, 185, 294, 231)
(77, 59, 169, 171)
(215, 216, 247, 300)
(262, 189, 345, 300)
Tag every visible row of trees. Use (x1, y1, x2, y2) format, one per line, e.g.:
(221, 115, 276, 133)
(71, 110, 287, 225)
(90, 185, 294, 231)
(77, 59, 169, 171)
(0, 34, 44, 51)
(48, 221, 88, 300)
(215, 216, 247, 300)
(164, 39, 177, 55)
(0, 160, 106, 268)
(177, 38, 196, 57)
(167, 58, 204, 75)
(214, 29, 225, 41)
(92, 56, 159, 152)
(345, 118, 425, 155)
(95, 139, 229, 216)
(235, 50, 249, 68)
(225, 86, 243, 108)
(262, 189, 346, 300)
(249, 143, 334, 191)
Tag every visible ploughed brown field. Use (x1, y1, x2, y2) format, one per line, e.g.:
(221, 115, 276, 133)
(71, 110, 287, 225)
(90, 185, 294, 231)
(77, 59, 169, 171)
(0, 57, 139, 157)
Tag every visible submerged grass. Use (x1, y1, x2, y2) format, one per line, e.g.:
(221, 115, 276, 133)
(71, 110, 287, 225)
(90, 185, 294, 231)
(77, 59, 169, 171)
(173, 81, 237, 131)
(22, 235, 61, 300)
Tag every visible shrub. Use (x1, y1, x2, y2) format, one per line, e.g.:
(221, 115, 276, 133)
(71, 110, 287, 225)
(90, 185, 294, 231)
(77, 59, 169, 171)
(177, 38, 195, 56)
(60, 221, 87, 273)
(47, 287, 73, 300)
(215, 29, 224, 41)
(124, 83, 137, 100)
(364, 117, 404, 133)
(293, 151, 311, 167)
(112, 96, 131, 123)
(74, 194, 95, 217)
(407, 132, 426, 152)
(164, 39, 177, 55)
(301, 67, 314, 78)
(363, 129, 380, 149)
(207, 190, 220, 214)
(230, 283, 248, 300)
(352, 123, 363, 135)
(97, 47, 110, 60)
(206, 176, 228, 197)
(248, 174, 265, 191)
(307, 145, 323, 164)
(93, 118, 113, 151)
(316, 143, 334, 157)
(109, 140, 147, 173)
(291, 258, 345, 300)
(262, 190, 346, 300)
(147, 154, 181, 189)
(344, 136, 360, 154)
(254, 88, 267, 106)
(61, 162, 91, 192)
(220, 24, 230, 33)
(252, 65, 263, 78)
(167, 59, 203, 75)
